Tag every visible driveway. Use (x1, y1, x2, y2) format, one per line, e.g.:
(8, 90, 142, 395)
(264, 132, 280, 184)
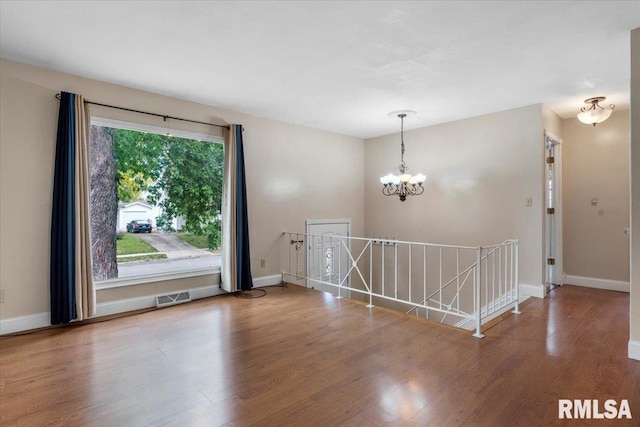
(135, 233, 206, 259)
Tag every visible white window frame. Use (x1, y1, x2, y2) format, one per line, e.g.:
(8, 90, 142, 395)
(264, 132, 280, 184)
(91, 117, 224, 289)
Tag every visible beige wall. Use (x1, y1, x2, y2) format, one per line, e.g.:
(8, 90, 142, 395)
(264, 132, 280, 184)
(630, 28, 640, 356)
(364, 105, 545, 290)
(562, 111, 630, 282)
(542, 105, 563, 139)
(0, 59, 364, 320)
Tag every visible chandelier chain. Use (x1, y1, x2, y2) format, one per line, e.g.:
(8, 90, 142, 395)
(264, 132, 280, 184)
(399, 113, 406, 171)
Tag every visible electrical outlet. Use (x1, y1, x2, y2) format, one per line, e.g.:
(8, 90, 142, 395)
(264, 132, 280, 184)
(260, 259, 266, 268)
(525, 197, 533, 207)
(297, 271, 305, 277)
(0, 289, 4, 304)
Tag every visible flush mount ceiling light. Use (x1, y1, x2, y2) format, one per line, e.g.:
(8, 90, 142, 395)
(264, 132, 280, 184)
(577, 96, 615, 126)
(380, 110, 425, 202)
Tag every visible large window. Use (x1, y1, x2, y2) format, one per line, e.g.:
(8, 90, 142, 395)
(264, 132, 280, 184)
(90, 118, 224, 284)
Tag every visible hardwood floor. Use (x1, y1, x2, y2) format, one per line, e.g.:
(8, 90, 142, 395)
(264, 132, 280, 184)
(1, 284, 638, 426)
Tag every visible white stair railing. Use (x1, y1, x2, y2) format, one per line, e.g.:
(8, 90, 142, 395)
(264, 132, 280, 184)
(282, 232, 519, 338)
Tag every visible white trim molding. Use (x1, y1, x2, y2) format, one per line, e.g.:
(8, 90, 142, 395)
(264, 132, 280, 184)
(1, 284, 226, 335)
(565, 275, 630, 293)
(252, 274, 282, 288)
(1, 276, 286, 335)
(96, 284, 226, 317)
(629, 340, 640, 361)
(96, 269, 220, 290)
(0, 312, 50, 335)
(91, 116, 224, 144)
(520, 283, 546, 299)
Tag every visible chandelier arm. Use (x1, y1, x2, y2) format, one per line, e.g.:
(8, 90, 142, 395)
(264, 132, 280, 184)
(412, 185, 425, 196)
(382, 185, 399, 197)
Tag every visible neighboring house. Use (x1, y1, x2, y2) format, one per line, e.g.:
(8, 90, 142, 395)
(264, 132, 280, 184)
(117, 200, 184, 232)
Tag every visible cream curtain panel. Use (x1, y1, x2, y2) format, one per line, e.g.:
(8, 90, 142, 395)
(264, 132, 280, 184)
(74, 96, 95, 320)
(221, 126, 238, 292)
(221, 124, 253, 292)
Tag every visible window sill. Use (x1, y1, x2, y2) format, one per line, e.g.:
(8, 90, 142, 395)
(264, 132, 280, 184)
(95, 267, 221, 290)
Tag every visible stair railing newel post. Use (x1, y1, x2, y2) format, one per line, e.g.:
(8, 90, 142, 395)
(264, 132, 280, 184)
(473, 246, 485, 338)
(513, 241, 521, 314)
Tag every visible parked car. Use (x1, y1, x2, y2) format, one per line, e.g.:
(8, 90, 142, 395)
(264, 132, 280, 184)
(127, 220, 152, 233)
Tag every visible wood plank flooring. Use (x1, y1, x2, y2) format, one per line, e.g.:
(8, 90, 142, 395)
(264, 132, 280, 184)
(1, 284, 638, 426)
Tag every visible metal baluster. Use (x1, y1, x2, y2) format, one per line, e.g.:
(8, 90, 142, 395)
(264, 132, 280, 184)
(394, 241, 398, 299)
(513, 242, 521, 314)
(439, 247, 443, 311)
(337, 236, 343, 299)
(492, 247, 496, 310)
(424, 245, 427, 319)
(288, 233, 291, 278)
(382, 241, 385, 297)
(498, 245, 502, 309)
(368, 238, 374, 307)
(473, 247, 484, 338)
(409, 244, 412, 304)
(456, 248, 460, 314)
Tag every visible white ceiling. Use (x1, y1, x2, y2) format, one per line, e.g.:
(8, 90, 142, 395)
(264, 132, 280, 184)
(1, 1, 639, 139)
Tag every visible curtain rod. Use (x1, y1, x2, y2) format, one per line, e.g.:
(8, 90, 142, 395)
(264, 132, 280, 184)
(55, 93, 230, 130)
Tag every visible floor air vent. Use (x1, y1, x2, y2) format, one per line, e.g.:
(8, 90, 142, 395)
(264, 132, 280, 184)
(156, 291, 191, 308)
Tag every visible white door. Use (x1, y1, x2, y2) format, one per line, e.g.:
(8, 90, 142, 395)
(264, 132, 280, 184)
(306, 220, 350, 296)
(545, 131, 563, 292)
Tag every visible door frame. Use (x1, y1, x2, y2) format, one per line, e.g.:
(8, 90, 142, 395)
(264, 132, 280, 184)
(544, 130, 564, 292)
(305, 219, 352, 293)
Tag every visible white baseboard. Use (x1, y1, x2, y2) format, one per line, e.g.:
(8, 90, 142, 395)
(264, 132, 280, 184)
(95, 284, 225, 317)
(565, 275, 630, 293)
(94, 295, 156, 317)
(0, 275, 284, 335)
(520, 283, 545, 299)
(252, 274, 282, 288)
(1, 284, 226, 335)
(0, 312, 50, 335)
(629, 340, 640, 361)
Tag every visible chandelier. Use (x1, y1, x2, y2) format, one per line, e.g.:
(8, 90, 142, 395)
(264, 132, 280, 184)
(380, 110, 425, 202)
(577, 96, 615, 126)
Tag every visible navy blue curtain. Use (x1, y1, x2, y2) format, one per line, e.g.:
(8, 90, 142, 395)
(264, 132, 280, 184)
(50, 92, 77, 324)
(234, 125, 253, 291)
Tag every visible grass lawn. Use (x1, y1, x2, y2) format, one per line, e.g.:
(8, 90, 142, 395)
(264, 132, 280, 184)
(117, 233, 159, 255)
(176, 233, 208, 249)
